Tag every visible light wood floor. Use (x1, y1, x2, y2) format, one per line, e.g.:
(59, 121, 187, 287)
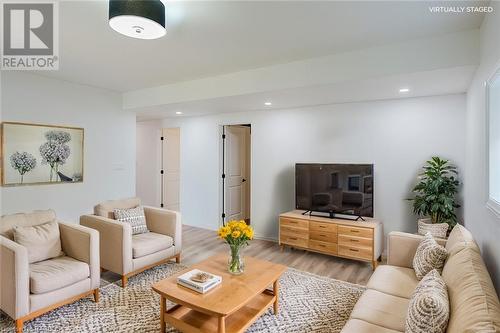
(103, 225, 375, 286)
(181, 225, 374, 285)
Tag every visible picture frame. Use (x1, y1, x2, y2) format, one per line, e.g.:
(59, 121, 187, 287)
(1, 122, 84, 186)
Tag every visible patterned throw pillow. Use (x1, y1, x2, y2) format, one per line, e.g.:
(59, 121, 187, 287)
(413, 232, 448, 280)
(405, 269, 450, 333)
(114, 206, 149, 235)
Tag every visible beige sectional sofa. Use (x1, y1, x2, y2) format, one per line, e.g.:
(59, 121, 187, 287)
(0, 210, 100, 332)
(341, 225, 500, 333)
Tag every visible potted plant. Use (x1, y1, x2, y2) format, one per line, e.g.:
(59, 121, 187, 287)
(217, 220, 254, 275)
(408, 156, 460, 238)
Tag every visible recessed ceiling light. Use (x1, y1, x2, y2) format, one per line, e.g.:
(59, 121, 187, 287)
(264, 102, 272, 106)
(175, 111, 183, 115)
(399, 88, 410, 93)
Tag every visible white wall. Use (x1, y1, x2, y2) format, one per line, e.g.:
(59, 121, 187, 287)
(1, 72, 136, 223)
(138, 94, 466, 241)
(464, 2, 500, 292)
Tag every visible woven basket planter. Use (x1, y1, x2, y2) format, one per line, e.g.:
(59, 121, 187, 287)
(417, 218, 448, 239)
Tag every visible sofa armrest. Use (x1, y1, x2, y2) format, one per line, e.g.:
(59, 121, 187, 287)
(143, 206, 182, 253)
(59, 222, 100, 290)
(80, 215, 132, 275)
(387, 231, 447, 268)
(0, 236, 30, 319)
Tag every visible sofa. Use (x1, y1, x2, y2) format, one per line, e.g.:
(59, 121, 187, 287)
(80, 197, 181, 287)
(0, 210, 100, 332)
(341, 225, 500, 332)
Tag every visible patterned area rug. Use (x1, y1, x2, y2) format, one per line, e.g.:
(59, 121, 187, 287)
(0, 262, 365, 332)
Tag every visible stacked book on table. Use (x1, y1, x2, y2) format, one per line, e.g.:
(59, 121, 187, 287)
(177, 269, 222, 294)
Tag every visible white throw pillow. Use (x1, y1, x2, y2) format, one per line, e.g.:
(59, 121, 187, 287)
(13, 220, 64, 263)
(413, 232, 448, 280)
(405, 269, 450, 333)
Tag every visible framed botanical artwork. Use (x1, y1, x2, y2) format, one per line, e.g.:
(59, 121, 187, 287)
(1, 122, 84, 186)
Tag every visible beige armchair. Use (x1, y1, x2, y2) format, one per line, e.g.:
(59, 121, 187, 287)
(80, 197, 181, 287)
(0, 210, 100, 333)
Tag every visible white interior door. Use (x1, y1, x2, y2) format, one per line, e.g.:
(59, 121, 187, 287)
(224, 126, 250, 222)
(162, 128, 180, 212)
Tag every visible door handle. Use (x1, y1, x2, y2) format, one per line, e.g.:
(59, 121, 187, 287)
(242, 178, 247, 182)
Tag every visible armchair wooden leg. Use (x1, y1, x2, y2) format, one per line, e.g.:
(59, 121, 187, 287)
(93, 288, 100, 302)
(121, 275, 128, 288)
(175, 254, 181, 264)
(15, 319, 23, 333)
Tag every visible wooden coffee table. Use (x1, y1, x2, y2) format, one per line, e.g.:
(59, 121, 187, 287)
(152, 253, 286, 333)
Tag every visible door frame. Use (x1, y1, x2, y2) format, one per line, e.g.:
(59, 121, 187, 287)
(218, 123, 252, 227)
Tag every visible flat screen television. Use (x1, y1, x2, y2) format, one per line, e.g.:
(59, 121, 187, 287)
(295, 163, 374, 219)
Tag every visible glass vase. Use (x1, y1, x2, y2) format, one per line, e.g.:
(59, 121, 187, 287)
(228, 246, 245, 275)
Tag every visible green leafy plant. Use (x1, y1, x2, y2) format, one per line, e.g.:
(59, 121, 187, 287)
(408, 156, 460, 229)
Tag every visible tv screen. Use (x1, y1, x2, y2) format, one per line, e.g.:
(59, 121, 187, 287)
(295, 163, 374, 218)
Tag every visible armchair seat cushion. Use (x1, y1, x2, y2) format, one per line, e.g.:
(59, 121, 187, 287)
(132, 232, 173, 259)
(30, 256, 90, 294)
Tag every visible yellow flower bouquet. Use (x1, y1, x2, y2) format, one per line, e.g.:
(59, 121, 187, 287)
(218, 220, 254, 274)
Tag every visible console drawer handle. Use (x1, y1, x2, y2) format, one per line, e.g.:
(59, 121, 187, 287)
(350, 239, 359, 242)
(319, 225, 327, 228)
(289, 237, 297, 240)
(350, 230, 359, 233)
(320, 234, 327, 237)
(349, 249, 359, 252)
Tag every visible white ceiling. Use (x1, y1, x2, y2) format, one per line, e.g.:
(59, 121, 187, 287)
(136, 65, 476, 120)
(38, 0, 486, 92)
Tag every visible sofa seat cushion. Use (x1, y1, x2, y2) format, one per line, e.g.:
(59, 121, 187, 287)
(132, 232, 173, 259)
(30, 256, 90, 294)
(367, 265, 418, 299)
(341, 319, 403, 333)
(350, 289, 409, 332)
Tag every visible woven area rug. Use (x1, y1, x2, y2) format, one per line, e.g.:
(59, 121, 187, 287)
(0, 262, 365, 333)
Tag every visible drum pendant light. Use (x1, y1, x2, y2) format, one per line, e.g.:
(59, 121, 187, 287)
(109, 0, 166, 40)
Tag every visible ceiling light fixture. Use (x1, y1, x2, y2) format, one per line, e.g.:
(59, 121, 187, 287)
(175, 111, 183, 115)
(264, 102, 272, 106)
(109, 0, 166, 40)
(399, 88, 410, 93)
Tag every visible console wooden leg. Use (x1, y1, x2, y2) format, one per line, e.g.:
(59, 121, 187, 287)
(218, 316, 226, 333)
(15, 319, 23, 333)
(371, 260, 378, 270)
(121, 276, 128, 288)
(160, 296, 166, 333)
(175, 254, 181, 264)
(273, 279, 279, 315)
(93, 288, 100, 302)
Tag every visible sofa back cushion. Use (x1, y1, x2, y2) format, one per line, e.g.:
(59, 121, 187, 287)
(94, 197, 141, 219)
(0, 209, 56, 240)
(13, 220, 64, 263)
(445, 224, 478, 256)
(442, 246, 500, 332)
